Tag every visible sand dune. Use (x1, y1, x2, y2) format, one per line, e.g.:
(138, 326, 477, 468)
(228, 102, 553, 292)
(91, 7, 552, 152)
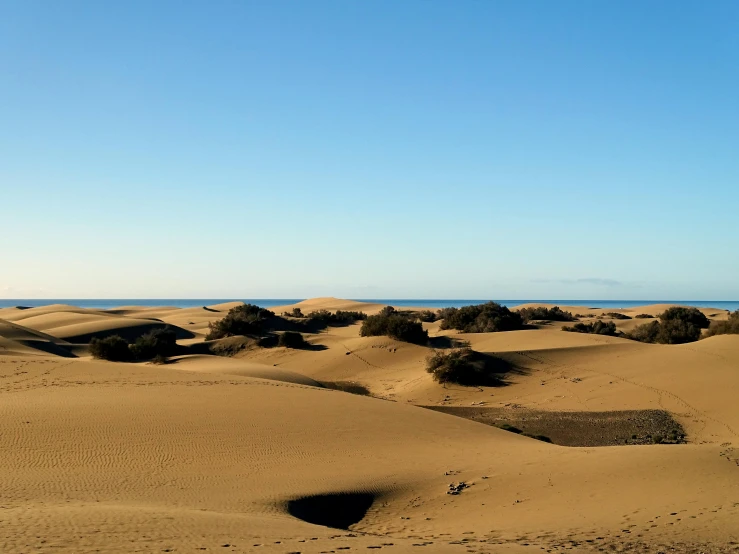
(1, 298, 737, 553)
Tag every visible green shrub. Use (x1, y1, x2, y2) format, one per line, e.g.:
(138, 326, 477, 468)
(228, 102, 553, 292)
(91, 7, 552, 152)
(439, 302, 525, 333)
(278, 331, 308, 349)
(283, 307, 305, 318)
(418, 310, 439, 323)
(518, 306, 576, 322)
(206, 304, 275, 340)
(628, 320, 661, 343)
(562, 321, 618, 336)
(628, 318, 701, 344)
(360, 313, 428, 344)
(635, 314, 654, 319)
(627, 307, 710, 345)
(306, 309, 367, 326)
(659, 307, 710, 329)
(606, 312, 632, 320)
(129, 327, 177, 360)
(90, 335, 132, 362)
(334, 310, 368, 322)
(426, 348, 506, 385)
(704, 311, 739, 337)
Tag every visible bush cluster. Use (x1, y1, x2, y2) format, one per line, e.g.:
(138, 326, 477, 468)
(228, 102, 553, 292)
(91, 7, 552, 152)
(635, 314, 654, 319)
(278, 331, 309, 349)
(360, 309, 428, 344)
(439, 302, 525, 333)
(659, 307, 710, 329)
(283, 308, 305, 318)
(627, 307, 710, 344)
(206, 304, 275, 340)
(518, 306, 577, 322)
(129, 328, 177, 359)
(90, 327, 178, 362)
(562, 321, 618, 336)
(704, 310, 739, 337)
(306, 309, 367, 325)
(425, 348, 506, 386)
(417, 310, 439, 323)
(605, 312, 632, 320)
(90, 335, 133, 362)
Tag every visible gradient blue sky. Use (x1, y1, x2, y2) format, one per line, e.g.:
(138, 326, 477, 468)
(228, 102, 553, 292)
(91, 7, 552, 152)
(2, 0, 737, 299)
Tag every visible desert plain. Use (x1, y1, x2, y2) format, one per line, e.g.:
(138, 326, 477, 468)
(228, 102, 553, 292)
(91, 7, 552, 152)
(0, 298, 737, 553)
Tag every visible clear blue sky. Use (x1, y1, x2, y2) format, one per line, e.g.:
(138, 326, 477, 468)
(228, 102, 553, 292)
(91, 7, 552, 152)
(1, 0, 737, 299)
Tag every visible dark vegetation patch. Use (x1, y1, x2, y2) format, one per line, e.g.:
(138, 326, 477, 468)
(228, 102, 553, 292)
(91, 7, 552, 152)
(129, 328, 178, 360)
(204, 304, 365, 351)
(425, 348, 513, 387)
(517, 306, 577, 322)
(90, 335, 133, 362)
(627, 307, 710, 344)
(278, 331, 309, 349)
(439, 302, 525, 333)
(283, 307, 305, 318)
(206, 304, 275, 340)
(360, 307, 428, 344)
(417, 309, 439, 322)
(90, 327, 180, 362)
(635, 313, 655, 319)
(605, 312, 632, 320)
(574, 313, 597, 318)
(704, 310, 739, 337)
(422, 407, 687, 447)
(305, 309, 367, 327)
(562, 321, 619, 336)
(286, 492, 376, 530)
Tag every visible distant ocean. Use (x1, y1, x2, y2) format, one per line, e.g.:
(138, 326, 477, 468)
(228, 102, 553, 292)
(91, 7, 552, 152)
(0, 299, 737, 311)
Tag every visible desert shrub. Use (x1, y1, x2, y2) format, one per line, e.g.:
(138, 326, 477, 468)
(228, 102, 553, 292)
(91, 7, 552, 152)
(360, 313, 428, 344)
(278, 331, 308, 349)
(635, 314, 654, 319)
(574, 313, 597, 318)
(439, 302, 524, 333)
(283, 307, 305, 318)
(90, 335, 132, 362)
(659, 307, 710, 329)
(130, 327, 178, 360)
(437, 307, 458, 321)
(426, 348, 505, 386)
(206, 304, 275, 340)
(627, 320, 661, 343)
(418, 310, 439, 323)
(563, 321, 618, 336)
(628, 319, 701, 344)
(518, 306, 576, 322)
(606, 312, 632, 320)
(704, 310, 739, 337)
(151, 354, 169, 365)
(334, 310, 368, 322)
(378, 305, 396, 317)
(306, 309, 366, 326)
